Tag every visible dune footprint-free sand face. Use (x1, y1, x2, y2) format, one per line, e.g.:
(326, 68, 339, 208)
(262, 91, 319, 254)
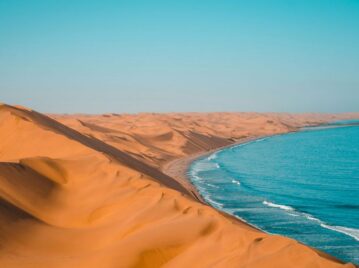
(0, 104, 356, 268)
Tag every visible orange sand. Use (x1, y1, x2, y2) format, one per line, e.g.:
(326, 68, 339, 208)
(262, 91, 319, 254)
(0, 103, 357, 267)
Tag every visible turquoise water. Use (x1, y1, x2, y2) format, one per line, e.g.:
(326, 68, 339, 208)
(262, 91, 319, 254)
(189, 123, 359, 263)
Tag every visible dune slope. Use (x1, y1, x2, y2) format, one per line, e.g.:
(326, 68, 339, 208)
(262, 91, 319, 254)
(0, 104, 356, 268)
(52, 112, 359, 169)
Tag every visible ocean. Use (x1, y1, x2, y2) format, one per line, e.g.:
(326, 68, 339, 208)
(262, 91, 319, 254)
(189, 122, 359, 263)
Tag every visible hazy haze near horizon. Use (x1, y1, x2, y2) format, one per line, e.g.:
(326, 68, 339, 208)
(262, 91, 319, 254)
(0, 0, 358, 113)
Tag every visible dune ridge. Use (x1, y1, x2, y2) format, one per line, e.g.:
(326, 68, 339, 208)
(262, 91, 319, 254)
(0, 103, 357, 267)
(51, 111, 359, 169)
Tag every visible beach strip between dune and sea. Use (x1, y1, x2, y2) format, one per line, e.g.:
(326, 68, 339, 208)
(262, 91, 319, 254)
(162, 129, 358, 266)
(162, 134, 276, 203)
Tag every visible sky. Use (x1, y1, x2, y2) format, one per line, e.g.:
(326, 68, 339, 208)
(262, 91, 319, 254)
(0, 0, 358, 113)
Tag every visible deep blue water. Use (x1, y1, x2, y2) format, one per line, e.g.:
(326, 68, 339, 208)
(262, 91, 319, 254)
(189, 123, 359, 263)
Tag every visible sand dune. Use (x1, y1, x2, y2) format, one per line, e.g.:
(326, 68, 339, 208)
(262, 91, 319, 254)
(0, 104, 357, 267)
(51, 111, 358, 169)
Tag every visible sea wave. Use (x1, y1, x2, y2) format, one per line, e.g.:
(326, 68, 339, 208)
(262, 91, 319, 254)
(204, 182, 220, 189)
(262, 200, 359, 241)
(191, 162, 219, 173)
(231, 137, 268, 150)
(320, 224, 359, 241)
(207, 153, 218, 160)
(190, 174, 203, 182)
(207, 197, 359, 241)
(204, 195, 224, 209)
(303, 213, 321, 223)
(299, 212, 359, 241)
(262, 200, 294, 211)
(193, 176, 359, 244)
(255, 137, 268, 143)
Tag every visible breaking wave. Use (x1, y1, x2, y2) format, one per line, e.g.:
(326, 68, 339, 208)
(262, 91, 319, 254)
(262, 200, 294, 211)
(262, 200, 359, 241)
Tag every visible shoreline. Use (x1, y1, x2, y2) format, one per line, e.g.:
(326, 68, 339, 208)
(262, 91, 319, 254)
(162, 133, 287, 204)
(162, 134, 282, 234)
(2, 104, 357, 267)
(162, 124, 358, 265)
(161, 120, 359, 203)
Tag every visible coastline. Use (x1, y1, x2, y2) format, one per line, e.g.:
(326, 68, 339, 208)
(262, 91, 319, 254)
(162, 134, 281, 234)
(2, 104, 357, 267)
(161, 120, 359, 204)
(162, 133, 286, 204)
(162, 124, 359, 265)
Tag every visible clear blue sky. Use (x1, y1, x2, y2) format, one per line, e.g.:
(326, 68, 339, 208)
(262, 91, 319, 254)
(0, 0, 358, 113)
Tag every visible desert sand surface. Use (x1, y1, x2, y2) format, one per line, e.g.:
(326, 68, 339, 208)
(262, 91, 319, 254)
(51, 111, 359, 169)
(0, 103, 358, 268)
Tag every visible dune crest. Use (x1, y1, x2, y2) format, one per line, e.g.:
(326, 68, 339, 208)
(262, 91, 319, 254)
(0, 104, 356, 267)
(52, 111, 359, 169)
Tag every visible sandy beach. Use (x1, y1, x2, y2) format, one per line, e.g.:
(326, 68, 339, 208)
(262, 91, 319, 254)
(0, 103, 358, 268)
(161, 135, 273, 202)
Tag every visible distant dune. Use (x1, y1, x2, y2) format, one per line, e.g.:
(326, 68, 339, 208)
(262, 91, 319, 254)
(0, 103, 357, 268)
(51, 111, 359, 169)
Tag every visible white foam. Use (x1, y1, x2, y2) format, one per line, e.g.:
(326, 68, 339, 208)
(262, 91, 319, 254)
(204, 195, 224, 209)
(320, 224, 359, 241)
(205, 183, 220, 189)
(303, 213, 321, 223)
(231, 179, 241, 186)
(262, 200, 294, 211)
(231, 137, 268, 150)
(232, 143, 248, 149)
(255, 137, 268, 143)
(192, 162, 219, 172)
(207, 153, 217, 160)
(262, 201, 359, 241)
(190, 174, 203, 182)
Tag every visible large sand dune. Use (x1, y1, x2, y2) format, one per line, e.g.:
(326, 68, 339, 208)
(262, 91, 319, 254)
(51, 111, 358, 169)
(0, 104, 357, 267)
